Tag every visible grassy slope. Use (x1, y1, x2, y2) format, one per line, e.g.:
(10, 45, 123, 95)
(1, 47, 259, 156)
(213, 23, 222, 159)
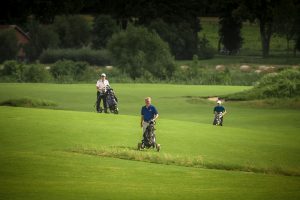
(1, 107, 300, 200)
(0, 83, 300, 199)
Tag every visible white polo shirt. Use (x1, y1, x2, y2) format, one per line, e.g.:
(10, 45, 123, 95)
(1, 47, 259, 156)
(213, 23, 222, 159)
(96, 79, 109, 92)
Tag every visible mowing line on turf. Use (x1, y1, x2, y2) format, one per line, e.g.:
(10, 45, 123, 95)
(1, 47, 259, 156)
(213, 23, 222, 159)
(66, 146, 300, 177)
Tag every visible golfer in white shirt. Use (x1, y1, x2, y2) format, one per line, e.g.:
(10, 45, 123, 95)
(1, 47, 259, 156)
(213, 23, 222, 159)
(96, 73, 109, 113)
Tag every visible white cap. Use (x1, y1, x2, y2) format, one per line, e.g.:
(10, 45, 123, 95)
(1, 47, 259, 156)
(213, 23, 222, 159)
(217, 100, 222, 104)
(101, 73, 106, 77)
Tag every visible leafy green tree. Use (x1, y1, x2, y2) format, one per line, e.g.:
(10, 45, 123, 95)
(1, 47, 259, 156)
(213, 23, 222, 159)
(0, 29, 18, 63)
(237, 0, 284, 57)
(24, 20, 59, 61)
(156, 1, 200, 59)
(107, 25, 175, 79)
(175, 21, 199, 59)
(148, 19, 199, 59)
(130, 0, 202, 59)
(273, 0, 299, 55)
(148, 19, 184, 59)
(218, 0, 243, 54)
(219, 16, 243, 54)
(52, 15, 91, 48)
(91, 15, 119, 49)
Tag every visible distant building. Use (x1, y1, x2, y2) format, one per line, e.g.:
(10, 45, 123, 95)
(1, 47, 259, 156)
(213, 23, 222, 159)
(0, 25, 30, 60)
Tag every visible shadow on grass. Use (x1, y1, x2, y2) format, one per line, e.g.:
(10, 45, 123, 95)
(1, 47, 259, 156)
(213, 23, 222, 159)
(66, 145, 300, 177)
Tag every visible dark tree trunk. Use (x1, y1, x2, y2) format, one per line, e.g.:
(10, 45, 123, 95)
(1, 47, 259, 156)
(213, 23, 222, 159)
(259, 19, 272, 58)
(121, 18, 128, 30)
(218, 37, 222, 52)
(287, 38, 290, 56)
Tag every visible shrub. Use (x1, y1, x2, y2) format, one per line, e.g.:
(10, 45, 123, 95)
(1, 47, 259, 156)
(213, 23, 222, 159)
(50, 60, 89, 83)
(39, 48, 111, 66)
(225, 69, 300, 100)
(169, 66, 262, 85)
(1, 60, 24, 82)
(256, 69, 300, 98)
(230, 70, 262, 85)
(23, 64, 52, 83)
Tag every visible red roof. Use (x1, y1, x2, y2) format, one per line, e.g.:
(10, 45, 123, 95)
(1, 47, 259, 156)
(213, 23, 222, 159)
(0, 25, 30, 41)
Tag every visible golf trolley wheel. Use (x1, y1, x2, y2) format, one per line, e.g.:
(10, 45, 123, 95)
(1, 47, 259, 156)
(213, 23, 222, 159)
(156, 144, 161, 152)
(114, 108, 119, 114)
(138, 143, 142, 150)
(97, 107, 103, 113)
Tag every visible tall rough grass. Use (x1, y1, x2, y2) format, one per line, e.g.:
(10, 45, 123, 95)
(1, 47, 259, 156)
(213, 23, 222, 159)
(68, 146, 300, 177)
(0, 97, 57, 108)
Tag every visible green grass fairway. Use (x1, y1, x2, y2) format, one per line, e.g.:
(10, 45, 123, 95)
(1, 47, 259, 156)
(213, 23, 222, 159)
(0, 83, 300, 199)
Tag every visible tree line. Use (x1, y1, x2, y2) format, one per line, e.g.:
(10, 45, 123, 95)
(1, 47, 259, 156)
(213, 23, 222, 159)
(1, 0, 300, 58)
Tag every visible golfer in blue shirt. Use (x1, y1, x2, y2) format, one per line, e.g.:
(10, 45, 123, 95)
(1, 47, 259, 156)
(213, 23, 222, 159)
(141, 97, 159, 135)
(213, 100, 227, 125)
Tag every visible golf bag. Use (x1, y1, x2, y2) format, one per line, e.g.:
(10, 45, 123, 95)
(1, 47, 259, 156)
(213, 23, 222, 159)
(138, 121, 160, 151)
(105, 87, 119, 114)
(213, 112, 223, 126)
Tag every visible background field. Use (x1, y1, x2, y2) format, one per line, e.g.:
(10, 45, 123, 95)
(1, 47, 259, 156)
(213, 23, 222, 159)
(199, 17, 294, 56)
(0, 83, 300, 199)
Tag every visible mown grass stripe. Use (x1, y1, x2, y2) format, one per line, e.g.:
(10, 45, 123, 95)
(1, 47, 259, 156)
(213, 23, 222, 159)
(67, 146, 300, 177)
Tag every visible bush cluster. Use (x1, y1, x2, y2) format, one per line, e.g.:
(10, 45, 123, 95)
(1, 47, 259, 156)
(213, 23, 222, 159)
(3, 60, 292, 87)
(1, 60, 25, 82)
(255, 69, 300, 98)
(0, 60, 52, 83)
(224, 69, 300, 100)
(50, 60, 91, 83)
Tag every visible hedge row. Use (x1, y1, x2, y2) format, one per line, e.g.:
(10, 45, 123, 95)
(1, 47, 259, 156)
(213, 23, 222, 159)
(39, 48, 112, 66)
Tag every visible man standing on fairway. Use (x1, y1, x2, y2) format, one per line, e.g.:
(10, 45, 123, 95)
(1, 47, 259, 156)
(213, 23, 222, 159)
(141, 97, 159, 135)
(213, 100, 226, 126)
(96, 73, 109, 113)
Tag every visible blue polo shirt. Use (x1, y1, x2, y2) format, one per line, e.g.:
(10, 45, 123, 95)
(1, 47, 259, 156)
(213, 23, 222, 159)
(214, 105, 225, 113)
(141, 105, 158, 122)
